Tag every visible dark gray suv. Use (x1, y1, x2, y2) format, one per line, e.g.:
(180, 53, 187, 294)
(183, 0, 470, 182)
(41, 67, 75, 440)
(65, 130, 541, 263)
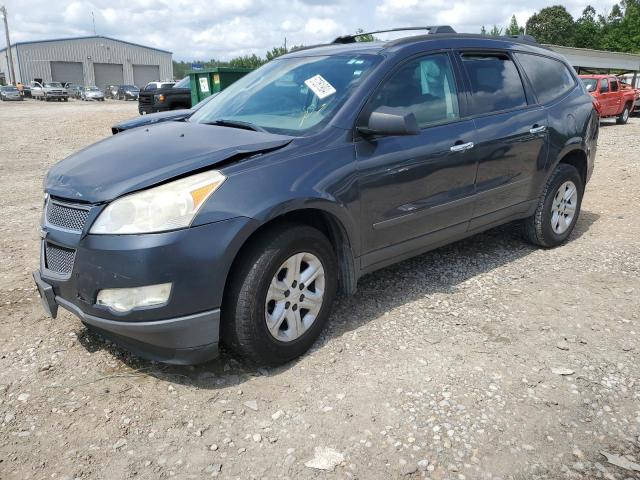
(33, 27, 598, 365)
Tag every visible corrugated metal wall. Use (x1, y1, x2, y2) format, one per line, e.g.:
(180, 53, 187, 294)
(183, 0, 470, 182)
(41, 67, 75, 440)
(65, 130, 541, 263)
(4, 37, 172, 85)
(0, 45, 20, 84)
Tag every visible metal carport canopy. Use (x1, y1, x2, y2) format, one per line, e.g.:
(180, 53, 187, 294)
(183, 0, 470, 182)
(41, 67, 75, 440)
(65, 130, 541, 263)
(546, 44, 640, 72)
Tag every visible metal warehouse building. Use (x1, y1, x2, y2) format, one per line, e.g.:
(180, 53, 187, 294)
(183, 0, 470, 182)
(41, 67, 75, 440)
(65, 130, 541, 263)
(0, 35, 173, 89)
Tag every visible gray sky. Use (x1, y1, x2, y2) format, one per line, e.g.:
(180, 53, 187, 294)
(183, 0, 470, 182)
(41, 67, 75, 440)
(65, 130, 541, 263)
(1, 0, 620, 60)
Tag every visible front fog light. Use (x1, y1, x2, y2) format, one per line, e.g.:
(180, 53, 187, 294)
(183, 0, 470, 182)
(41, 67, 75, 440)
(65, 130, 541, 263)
(96, 283, 172, 313)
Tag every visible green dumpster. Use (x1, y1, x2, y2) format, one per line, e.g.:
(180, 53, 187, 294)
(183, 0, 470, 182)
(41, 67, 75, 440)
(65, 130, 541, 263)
(187, 67, 253, 106)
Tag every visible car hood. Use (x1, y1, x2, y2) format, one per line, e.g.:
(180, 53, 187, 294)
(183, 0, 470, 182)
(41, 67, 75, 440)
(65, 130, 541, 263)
(46, 121, 293, 203)
(113, 109, 192, 132)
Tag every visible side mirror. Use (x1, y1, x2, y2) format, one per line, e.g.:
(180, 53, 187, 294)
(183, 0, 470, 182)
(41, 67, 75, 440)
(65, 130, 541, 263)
(358, 107, 420, 136)
(585, 84, 593, 92)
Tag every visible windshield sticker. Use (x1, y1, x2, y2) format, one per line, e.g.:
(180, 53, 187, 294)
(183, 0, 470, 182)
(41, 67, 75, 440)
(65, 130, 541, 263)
(304, 75, 336, 100)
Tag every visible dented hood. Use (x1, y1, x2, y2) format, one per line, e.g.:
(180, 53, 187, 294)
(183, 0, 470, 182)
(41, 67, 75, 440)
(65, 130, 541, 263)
(45, 121, 293, 203)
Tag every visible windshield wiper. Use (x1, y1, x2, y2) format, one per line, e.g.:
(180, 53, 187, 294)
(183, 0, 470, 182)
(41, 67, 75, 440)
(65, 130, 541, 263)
(206, 119, 267, 132)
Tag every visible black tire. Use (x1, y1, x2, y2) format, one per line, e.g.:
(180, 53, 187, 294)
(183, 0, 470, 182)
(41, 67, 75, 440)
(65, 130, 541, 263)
(522, 163, 583, 248)
(221, 223, 338, 365)
(616, 104, 631, 125)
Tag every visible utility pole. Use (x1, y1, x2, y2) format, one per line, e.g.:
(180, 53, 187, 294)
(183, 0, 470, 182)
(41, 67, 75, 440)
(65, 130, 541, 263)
(91, 11, 96, 35)
(1, 5, 16, 85)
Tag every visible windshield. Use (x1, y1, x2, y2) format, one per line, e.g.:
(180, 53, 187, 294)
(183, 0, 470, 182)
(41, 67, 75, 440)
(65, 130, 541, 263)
(85, 86, 100, 91)
(190, 54, 382, 135)
(45, 82, 63, 88)
(123, 85, 139, 90)
(581, 78, 598, 92)
(174, 77, 190, 89)
(2, 86, 17, 91)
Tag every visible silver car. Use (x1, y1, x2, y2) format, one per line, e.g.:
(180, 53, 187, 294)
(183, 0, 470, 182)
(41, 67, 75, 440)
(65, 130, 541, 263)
(81, 86, 105, 101)
(0, 85, 23, 101)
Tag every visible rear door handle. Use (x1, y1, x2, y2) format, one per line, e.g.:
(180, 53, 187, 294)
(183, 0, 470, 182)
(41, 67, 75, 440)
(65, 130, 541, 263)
(530, 125, 547, 135)
(450, 142, 474, 153)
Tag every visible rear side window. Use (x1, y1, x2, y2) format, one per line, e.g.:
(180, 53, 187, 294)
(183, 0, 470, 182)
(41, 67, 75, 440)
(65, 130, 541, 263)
(461, 54, 527, 115)
(611, 80, 619, 92)
(515, 53, 576, 105)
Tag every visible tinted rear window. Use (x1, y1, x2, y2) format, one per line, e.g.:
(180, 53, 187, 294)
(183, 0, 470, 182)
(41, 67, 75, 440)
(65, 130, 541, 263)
(515, 53, 576, 105)
(461, 54, 527, 115)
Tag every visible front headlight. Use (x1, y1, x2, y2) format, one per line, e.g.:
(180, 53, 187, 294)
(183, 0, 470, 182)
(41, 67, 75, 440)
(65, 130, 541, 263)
(90, 170, 226, 234)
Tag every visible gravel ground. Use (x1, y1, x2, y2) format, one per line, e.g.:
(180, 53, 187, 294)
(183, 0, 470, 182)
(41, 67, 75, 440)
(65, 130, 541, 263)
(0, 99, 639, 480)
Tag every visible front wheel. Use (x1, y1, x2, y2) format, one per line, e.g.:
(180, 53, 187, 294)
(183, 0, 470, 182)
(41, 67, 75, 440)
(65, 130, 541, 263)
(222, 224, 338, 365)
(617, 104, 630, 125)
(522, 163, 583, 247)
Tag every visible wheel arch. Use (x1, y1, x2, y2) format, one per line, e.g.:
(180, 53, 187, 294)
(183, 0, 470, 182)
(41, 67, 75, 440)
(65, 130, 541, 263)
(555, 148, 588, 188)
(225, 206, 359, 298)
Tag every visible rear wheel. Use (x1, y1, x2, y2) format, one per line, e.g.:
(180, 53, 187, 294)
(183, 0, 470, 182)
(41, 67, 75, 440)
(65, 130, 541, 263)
(222, 224, 338, 365)
(617, 104, 630, 124)
(522, 163, 583, 247)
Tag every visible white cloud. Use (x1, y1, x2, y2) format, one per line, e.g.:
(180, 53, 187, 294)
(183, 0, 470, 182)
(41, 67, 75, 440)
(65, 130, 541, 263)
(0, 0, 622, 60)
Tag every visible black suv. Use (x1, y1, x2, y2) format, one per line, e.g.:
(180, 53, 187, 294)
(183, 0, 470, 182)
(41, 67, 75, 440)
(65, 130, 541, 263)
(34, 27, 598, 366)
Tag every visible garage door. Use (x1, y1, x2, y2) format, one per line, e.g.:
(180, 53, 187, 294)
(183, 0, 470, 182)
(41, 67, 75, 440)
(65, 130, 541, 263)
(133, 65, 160, 89)
(93, 63, 124, 91)
(51, 62, 84, 85)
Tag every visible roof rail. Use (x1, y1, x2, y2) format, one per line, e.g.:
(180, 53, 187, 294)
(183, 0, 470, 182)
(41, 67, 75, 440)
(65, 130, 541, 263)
(332, 26, 456, 44)
(505, 34, 538, 43)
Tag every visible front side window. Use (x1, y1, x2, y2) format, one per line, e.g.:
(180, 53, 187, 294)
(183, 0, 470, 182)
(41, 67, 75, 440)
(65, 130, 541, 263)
(367, 53, 460, 128)
(191, 54, 382, 135)
(461, 53, 527, 115)
(515, 53, 576, 104)
(600, 78, 609, 93)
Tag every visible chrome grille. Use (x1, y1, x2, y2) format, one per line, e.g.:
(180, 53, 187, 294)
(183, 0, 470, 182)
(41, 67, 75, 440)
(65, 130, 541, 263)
(46, 200, 89, 232)
(44, 243, 76, 275)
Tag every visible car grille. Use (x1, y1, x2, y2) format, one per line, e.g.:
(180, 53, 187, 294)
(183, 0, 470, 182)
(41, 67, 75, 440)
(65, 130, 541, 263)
(44, 243, 76, 275)
(46, 200, 90, 232)
(139, 94, 153, 105)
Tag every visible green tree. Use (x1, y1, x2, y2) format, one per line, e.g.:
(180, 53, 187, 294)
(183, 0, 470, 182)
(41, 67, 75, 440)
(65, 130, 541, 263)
(266, 46, 288, 61)
(526, 5, 576, 45)
(574, 6, 602, 49)
(355, 28, 375, 42)
(489, 25, 503, 36)
(505, 15, 523, 36)
(598, 1, 640, 52)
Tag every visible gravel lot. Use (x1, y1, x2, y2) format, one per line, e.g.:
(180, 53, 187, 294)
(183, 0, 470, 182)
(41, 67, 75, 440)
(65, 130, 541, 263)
(0, 99, 639, 480)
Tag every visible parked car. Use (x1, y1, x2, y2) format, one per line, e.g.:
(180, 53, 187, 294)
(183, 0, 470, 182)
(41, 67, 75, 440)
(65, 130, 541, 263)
(0, 85, 23, 101)
(80, 86, 105, 101)
(105, 85, 120, 99)
(21, 84, 31, 98)
(117, 84, 140, 101)
(66, 84, 83, 99)
(138, 79, 190, 114)
(34, 27, 598, 366)
(111, 94, 217, 134)
(30, 81, 69, 102)
(580, 74, 636, 124)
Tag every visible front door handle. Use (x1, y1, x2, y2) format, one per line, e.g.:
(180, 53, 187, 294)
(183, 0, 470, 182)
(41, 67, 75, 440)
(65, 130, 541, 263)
(450, 142, 474, 153)
(530, 125, 547, 135)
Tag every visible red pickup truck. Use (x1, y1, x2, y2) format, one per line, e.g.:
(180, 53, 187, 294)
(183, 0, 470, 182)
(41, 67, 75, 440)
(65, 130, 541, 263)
(580, 75, 636, 124)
